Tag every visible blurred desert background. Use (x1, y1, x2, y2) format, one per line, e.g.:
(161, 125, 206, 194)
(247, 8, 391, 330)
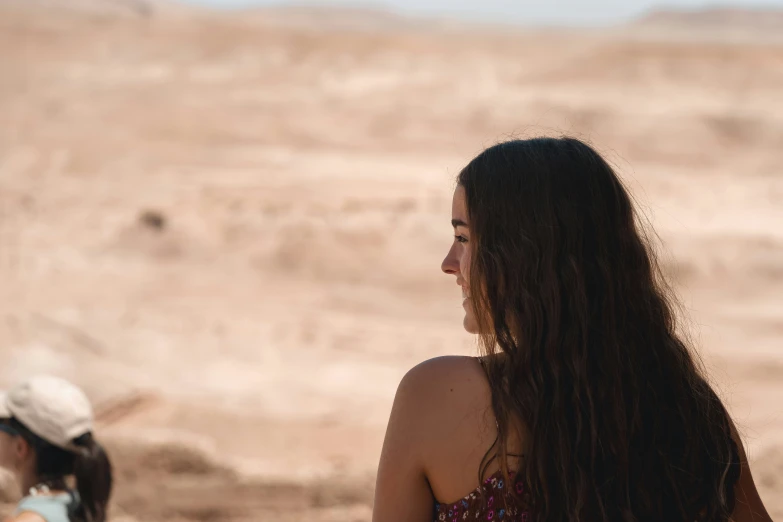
(1, 0, 782, 520)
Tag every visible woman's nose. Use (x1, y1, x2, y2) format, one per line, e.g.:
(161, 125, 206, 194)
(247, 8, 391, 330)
(442, 245, 458, 275)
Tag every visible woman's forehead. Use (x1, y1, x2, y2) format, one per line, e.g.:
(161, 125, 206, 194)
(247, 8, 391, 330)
(451, 186, 468, 224)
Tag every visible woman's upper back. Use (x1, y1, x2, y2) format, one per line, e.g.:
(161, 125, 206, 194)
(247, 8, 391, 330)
(406, 356, 519, 503)
(374, 355, 529, 521)
(373, 353, 773, 522)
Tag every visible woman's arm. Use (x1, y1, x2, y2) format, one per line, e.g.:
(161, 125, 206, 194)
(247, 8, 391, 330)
(729, 418, 774, 522)
(372, 367, 435, 522)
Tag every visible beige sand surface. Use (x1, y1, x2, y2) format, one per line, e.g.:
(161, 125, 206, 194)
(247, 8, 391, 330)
(0, 2, 781, 520)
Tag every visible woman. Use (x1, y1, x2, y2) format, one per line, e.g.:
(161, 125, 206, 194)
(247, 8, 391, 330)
(0, 375, 112, 522)
(372, 137, 773, 522)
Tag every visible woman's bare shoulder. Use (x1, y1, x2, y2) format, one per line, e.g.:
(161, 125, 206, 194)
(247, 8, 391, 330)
(390, 355, 501, 500)
(394, 356, 493, 449)
(397, 356, 489, 409)
(403, 355, 486, 379)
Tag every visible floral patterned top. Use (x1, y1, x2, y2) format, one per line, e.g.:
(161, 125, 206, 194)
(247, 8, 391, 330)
(433, 470, 529, 521)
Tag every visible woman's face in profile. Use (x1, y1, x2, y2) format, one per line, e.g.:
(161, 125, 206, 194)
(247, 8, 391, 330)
(441, 185, 478, 333)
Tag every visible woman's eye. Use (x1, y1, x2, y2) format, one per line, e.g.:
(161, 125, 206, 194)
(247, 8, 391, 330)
(455, 235, 468, 244)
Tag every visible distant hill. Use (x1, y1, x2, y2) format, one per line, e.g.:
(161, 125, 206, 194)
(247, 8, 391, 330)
(0, 0, 464, 31)
(634, 6, 783, 33)
(236, 4, 463, 33)
(0, 0, 185, 18)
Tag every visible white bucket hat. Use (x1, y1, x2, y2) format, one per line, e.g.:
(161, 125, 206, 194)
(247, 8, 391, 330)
(0, 375, 94, 453)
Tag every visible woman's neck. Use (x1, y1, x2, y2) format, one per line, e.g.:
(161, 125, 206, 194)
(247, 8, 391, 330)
(19, 468, 38, 495)
(20, 472, 67, 497)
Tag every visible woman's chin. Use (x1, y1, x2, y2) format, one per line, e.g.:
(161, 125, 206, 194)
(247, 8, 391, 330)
(463, 315, 479, 334)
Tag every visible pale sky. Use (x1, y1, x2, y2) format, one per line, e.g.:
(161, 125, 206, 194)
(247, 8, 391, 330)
(179, 0, 783, 26)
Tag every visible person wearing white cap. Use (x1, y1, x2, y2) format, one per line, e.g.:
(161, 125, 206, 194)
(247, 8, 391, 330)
(0, 376, 112, 522)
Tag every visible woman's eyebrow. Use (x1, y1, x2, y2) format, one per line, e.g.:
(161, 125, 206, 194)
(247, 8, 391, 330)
(451, 219, 468, 228)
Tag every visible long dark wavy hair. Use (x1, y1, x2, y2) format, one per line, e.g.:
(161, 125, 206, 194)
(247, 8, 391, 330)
(458, 137, 740, 522)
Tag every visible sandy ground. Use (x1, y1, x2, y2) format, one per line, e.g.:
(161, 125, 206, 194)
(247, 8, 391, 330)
(0, 2, 781, 520)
